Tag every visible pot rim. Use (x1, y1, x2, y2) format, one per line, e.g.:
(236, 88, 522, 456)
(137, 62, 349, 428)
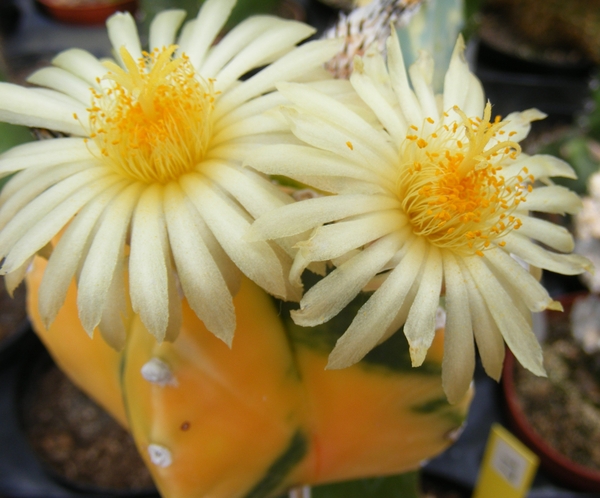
(502, 292, 600, 492)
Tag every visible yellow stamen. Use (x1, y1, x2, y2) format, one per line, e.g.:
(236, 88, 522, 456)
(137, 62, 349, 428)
(397, 103, 527, 256)
(88, 45, 216, 184)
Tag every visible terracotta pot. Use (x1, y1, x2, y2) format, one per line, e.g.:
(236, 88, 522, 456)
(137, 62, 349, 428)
(34, 0, 138, 25)
(502, 294, 600, 493)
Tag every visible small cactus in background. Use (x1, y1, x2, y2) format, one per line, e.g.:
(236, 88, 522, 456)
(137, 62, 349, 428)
(323, 0, 424, 78)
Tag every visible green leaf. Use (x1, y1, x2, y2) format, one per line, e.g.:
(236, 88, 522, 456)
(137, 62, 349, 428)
(0, 121, 32, 154)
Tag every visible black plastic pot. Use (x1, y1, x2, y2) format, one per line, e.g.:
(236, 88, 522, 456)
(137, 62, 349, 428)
(474, 38, 595, 124)
(0, 329, 160, 498)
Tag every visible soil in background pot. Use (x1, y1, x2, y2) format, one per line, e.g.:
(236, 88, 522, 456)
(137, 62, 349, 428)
(0, 282, 27, 344)
(512, 299, 600, 472)
(19, 349, 157, 494)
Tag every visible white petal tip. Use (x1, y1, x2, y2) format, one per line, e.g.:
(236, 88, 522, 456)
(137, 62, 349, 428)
(547, 300, 564, 312)
(409, 346, 427, 367)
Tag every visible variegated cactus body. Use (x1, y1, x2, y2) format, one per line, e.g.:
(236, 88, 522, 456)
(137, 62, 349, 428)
(26, 255, 471, 498)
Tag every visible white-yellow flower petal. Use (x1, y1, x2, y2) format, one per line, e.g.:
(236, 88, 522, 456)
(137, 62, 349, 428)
(5, 257, 33, 297)
(213, 20, 315, 93)
(202, 160, 292, 218)
(463, 255, 545, 377)
(293, 231, 404, 327)
(0, 138, 90, 178)
(298, 209, 406, 262)
(2, 174, 121, 273)
(149, 9, 187, 52)
(248, 144, 388, 188)
(201, 15, 279, 77)
(279, 107, 395, 178)
(484, 246, 558, 312)
(462, 73, 485, 117)
(408, 50, 439, 122)
(350, 65, 407, 142)
(386, 30, 422, 126)
(27, 67, 93, 105)
(180, 174, 287, 300)
(278, 81, 398, 166)
(52, 48, 107, 89)
(163, 258, 183, 343)
(214, 38, 343, 119)
(404, 245, 443, 367)
(460, 260, 505, 381)
(98, 244, 127, 350)
(0, 83, 86, 135)
(442, 36, 470, 114)
(249, 194, 399, 241)
(180, 0, 235, 69)
(523, 185, 582, 214)
(38, 180, 128, 328)
(129, 184, 170, 341)
(441, 250, 475, 404)
(77, 182, 143, 335)
(501, 232, 592, 275)
(0, 167, 108, 258)
(518, 215, 574, 253)
(164, 182, 236, 345)
(186, 201, 241, 297)
(500, 108, 547, 143)
(327, 236, 426, 369)
(502, 153, 577, 181)
(106, 12, 143, 64)
(0, 162, 90, 228)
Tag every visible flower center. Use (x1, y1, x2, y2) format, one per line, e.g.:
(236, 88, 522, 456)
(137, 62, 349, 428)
(398, 103, 530, 256)
(87, 46, 216, 184)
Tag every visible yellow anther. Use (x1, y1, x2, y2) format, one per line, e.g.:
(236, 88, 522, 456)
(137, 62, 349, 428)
(397, 102, 527, 257)
(88, 45, 215, 184)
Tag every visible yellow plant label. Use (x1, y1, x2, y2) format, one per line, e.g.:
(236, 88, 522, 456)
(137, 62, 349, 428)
(473, 423, 539, 498)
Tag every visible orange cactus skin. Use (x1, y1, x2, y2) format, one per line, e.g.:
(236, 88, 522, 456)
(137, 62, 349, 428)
(25, 255, 471, 498)
(292, 345, 470, 485)
(122, 277, 308, 498)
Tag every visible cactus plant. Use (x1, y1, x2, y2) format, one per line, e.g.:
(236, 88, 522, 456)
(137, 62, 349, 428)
(26, 254, 471, 498)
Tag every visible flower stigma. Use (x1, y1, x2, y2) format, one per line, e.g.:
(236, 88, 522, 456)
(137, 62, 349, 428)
(397, 102, 530, 256)
(86, 45, 217, 184)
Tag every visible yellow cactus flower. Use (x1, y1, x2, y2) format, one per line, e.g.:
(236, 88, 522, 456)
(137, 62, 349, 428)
(247, 31, 593, 403)
(0, 0, 342, 349)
